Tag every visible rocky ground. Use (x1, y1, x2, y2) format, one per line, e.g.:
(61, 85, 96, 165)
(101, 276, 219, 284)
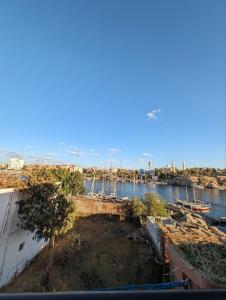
(1, 215, 161, 292)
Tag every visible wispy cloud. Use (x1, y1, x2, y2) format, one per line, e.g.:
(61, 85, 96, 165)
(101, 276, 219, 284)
(141, 152, 152, 157)
(108, 148, 121, 154)
(60, 142, 76, 151)
(26, 145, 33, 149)
(87, 149, 99, 156)
(146, 109, 161, 120)
(70, 150, 84, 157)
(107, 159, 116, 163)
(25, 155, 56, 163)
(44, 153, 58, 157)
(137, 158, 145, 162)
(60, 143, 84, 157)
(0, 148, 21, 158)
(88, 152, 100, 156)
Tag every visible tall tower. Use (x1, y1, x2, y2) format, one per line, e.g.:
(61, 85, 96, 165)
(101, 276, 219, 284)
(148, 160, 152, 170)
(182, 161, 186, 171)
(171, 161, 176, 173)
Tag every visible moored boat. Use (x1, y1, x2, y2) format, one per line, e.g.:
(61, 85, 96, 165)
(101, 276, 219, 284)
(191, 186, 211, 212)
(120, 196, 129, 201)
(175, 186, 211, 212)
(191, 203, 211, 212)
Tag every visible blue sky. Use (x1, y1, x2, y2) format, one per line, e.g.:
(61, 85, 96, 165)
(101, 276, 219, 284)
(0, 0, 225, 169)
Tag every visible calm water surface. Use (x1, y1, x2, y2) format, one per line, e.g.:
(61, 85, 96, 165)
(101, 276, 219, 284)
(84, 179, 226, 218)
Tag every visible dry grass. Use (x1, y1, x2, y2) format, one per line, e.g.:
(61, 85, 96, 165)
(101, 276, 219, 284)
(1, 215, 161, 292)
(177, 242, 226, 285)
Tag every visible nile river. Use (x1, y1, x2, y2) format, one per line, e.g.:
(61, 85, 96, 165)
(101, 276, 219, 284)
(84, 179, 226, 218)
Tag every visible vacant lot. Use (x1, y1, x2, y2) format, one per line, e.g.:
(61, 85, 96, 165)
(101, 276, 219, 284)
(2, 215, 161, 292)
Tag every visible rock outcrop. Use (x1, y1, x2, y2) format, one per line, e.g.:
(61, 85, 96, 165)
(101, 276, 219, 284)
(166, 175, 224, 189)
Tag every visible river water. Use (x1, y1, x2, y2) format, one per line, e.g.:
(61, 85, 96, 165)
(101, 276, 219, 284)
(84, 179, 226, 218)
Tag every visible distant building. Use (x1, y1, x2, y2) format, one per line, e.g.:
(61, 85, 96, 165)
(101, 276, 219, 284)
(182, 161, 186, 171)
(171, 161, 176, 173)
(8, 157, 24, 170)
(139, 169, 146, 175)
(110, 168, 118, 174)
(149, 170, 156, 176)
(148, 161, 152, 170)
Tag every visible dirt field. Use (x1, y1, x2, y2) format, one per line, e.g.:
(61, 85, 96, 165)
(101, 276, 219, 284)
(1, 215, 162, 292)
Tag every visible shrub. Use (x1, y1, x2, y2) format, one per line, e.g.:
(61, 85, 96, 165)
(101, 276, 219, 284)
(131, 193, 168, 224)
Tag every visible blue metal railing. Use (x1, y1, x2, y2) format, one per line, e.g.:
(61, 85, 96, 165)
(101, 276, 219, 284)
(94, 280, 188, 291)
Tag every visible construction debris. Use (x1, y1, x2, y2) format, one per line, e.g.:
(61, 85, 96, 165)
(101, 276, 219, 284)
(160, 204, 226, 286)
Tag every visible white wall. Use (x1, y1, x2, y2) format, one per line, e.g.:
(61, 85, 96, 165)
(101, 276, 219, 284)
(147, 216, 163, 257)
(147, 216, 174, 259)
(0, 189, 46, 288)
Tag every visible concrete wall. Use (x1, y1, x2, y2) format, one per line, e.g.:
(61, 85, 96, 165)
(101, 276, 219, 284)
(167, 243, 226, 289)
(146, 216, 173, 259)
(146, 216, 163, 258)
(0, 189, 46, 288)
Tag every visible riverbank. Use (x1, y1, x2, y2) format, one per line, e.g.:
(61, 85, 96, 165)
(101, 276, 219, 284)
(1, 215, 161, 292)
(84, 176, 226, 190)
(84, 179, 226, 220)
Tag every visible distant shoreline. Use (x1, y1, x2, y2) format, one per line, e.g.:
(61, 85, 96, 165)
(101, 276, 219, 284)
(83, 176, 226, 191)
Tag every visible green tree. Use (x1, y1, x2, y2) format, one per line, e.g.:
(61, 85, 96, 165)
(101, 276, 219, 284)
(131, 193, 168, 224)
(52, 168, 84, 196)
(131, 197, 147, 224)
(17, 167, 81, 287)
(144, 193, 168, 218)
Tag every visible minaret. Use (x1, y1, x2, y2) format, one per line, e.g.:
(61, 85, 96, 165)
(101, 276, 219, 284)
(172, 161, 176, 173)
(148, 160, 152, 170)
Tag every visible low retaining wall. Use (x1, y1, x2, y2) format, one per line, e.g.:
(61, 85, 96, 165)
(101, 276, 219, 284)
(146, 216, 174, 260)
(167, 243, 226, 289)
(70, 196, 132, 217)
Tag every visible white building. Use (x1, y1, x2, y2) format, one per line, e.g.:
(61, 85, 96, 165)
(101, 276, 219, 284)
(8, 157, 24, 170)
(0, 189, 46, 288)
(171, 161, 176, 173)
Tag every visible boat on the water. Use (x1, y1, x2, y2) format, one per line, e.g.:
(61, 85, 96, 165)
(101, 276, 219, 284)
(120, 196, 129, 201)
(191, 203, 211, 212)
(176, 186, 194, 208)
(175, 186, 211, 212)
(191, 186, 211, 212)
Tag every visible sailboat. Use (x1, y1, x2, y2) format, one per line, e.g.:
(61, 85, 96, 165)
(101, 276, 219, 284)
(176, 186, 194, 208)
(87, 177, 98, 197)
(175, 187, 184, 205)
(109, 180, 117, 199)
(175, 186, 198, 209)
(98, 178, 106, 198)
(176, 186, 211, 212)
(191, 186, 211, 212)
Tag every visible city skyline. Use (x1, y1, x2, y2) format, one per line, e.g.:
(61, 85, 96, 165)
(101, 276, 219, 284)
(0, 0, 225, 168)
